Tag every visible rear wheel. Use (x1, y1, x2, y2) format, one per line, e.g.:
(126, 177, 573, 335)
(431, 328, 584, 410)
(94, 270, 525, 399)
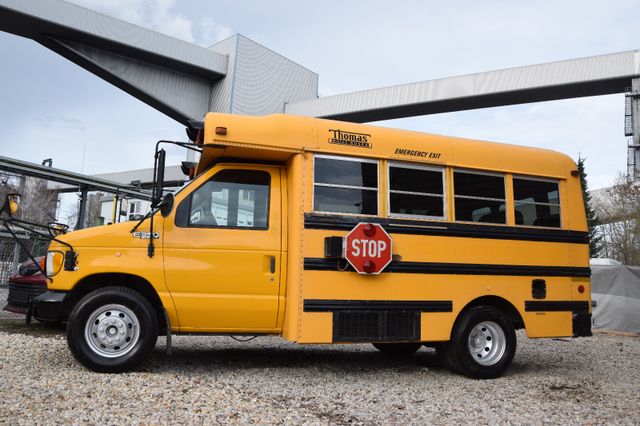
(372, 342, 422, 357)
(67, 286, 159, 373)
(439, 306, 516, 379)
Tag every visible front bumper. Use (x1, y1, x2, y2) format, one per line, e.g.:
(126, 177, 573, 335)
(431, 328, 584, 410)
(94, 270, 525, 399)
(31, 291, 69, 323)
(4, 277, 47, 315)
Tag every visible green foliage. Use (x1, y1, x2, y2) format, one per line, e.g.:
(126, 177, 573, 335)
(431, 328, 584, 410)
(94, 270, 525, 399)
(577, 157, 602, 257)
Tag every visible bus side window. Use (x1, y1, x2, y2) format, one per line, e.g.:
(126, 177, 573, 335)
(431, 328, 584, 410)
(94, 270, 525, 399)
(513, 177, 561, 228)
(313, 155, 378, 215)
(454, 171, 506, 224)
(388, 163, 445, 219)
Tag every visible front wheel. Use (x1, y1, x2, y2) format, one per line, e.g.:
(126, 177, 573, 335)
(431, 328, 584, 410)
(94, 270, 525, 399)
(67, 286, 159, 373)
(439, 306, 516, 379)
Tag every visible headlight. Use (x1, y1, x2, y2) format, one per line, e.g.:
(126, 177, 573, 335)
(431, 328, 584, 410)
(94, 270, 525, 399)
(45, 251, 64, 277)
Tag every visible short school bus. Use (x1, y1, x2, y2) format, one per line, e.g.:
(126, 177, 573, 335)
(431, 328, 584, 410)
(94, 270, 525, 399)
(34, 113, 592, 378)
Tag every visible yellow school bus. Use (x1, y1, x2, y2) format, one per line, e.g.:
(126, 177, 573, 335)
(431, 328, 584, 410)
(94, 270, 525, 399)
(31, 113, 591, 378)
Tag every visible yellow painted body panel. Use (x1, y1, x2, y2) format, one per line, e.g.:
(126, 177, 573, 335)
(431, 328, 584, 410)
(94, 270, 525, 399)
(45, 113, 590, 343)
(162, 164, 284, 333)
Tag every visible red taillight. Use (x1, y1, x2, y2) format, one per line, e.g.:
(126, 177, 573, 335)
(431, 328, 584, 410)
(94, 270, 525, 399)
(578, 285, 585, 294)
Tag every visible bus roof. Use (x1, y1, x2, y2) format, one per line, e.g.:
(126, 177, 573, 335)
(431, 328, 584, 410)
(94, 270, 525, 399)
(198, 113, 576, 179)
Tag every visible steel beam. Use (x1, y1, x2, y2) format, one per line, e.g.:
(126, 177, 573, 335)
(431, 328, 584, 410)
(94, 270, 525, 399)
(629, 79, 640, 180)
(286, 51, 640, 122)
(0, 0, 227, 125)
(0, 155, 152, 200)
(76, 185, 88, 230)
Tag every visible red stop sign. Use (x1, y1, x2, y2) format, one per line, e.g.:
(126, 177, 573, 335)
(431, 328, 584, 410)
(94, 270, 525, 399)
(344, 223, 393, 274)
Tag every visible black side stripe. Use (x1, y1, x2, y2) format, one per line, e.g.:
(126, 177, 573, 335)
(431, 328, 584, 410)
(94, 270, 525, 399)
(525, 301, 590, 313)
(304, 299, 453, 312)
(304, 258, 591, 278)
(304, 213, 589, 245)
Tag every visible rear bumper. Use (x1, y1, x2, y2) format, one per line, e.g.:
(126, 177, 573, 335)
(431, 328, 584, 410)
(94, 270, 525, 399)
(573, 312, 592, 337)
(31, 291, 68, 323)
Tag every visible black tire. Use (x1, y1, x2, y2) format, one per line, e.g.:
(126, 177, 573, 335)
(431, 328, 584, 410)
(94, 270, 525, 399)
(434, 343, 462, 373)
(440, 306, 516, 379)
(372, 342, 422, 357)
(67, 286, 159, 373)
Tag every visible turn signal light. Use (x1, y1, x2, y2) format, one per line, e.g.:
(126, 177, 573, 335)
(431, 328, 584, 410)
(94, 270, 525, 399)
(46, 251, 64, 277)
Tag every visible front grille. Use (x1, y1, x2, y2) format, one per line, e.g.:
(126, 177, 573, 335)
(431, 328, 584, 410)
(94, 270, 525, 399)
(7, 282, 47, 309)
(333, 311, 420, 342)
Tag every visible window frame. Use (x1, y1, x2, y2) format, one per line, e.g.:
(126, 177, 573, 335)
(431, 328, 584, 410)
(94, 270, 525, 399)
(512, 174, 562, 228)
(453, 168, 507, 224)
(177, 168, 272, 230)
(312, 154, 380, 217)
(387, 161, 446, 220)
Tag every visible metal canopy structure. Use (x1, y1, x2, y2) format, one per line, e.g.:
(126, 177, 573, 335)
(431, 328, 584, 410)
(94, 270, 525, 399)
(0, 155, 151, 229)
(0, 0, 638, 178)
(0, 0, 317, 125)
(286, 51, 640, 122)
(0, 155, 152, 199)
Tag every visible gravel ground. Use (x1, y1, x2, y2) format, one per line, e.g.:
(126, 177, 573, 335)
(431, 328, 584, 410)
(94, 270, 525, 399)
(1, 287, 639, 424)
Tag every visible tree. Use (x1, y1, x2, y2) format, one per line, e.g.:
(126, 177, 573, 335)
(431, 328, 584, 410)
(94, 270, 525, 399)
(0, 173, 59, 225)
(577, 157, 602, 257)
(592, 174, 640, 265)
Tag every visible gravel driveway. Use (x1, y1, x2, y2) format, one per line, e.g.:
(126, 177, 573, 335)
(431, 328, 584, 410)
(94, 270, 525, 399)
(1, 288, 639, 424)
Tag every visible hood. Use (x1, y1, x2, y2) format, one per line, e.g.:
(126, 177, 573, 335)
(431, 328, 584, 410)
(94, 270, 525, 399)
(51, 218, 162, 249)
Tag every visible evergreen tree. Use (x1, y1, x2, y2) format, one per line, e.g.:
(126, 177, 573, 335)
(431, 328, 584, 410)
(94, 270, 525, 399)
(577, 157, 602, 257)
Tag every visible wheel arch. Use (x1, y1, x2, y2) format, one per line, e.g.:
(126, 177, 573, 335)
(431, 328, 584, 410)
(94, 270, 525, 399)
(64, 273, 167, 332)
(459, 296, 524, 331)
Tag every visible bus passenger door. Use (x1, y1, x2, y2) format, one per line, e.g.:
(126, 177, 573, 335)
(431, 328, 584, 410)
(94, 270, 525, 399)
(162, 165, 282, 332)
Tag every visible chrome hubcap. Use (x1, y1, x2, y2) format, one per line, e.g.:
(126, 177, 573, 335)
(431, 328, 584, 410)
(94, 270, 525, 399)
(84, 304, 140, 358)
(468, 321, 506, 366)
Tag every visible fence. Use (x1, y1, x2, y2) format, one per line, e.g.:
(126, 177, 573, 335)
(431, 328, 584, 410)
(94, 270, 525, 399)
(0, 232, 49, 286)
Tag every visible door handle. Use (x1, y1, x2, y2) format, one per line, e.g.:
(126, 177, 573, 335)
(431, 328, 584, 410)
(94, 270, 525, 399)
(269, 256, 276, 274)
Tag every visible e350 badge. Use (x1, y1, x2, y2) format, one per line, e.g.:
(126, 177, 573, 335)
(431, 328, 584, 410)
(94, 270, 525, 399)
(132, 232, 160, 239)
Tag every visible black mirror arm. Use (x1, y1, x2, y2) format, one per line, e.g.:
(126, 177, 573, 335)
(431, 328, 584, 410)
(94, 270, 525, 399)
(2, 217, 75, 253)
(2, 222, 46, 276)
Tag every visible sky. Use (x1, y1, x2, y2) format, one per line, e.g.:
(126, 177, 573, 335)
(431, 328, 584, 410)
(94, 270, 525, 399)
(0, 0, 637, 199)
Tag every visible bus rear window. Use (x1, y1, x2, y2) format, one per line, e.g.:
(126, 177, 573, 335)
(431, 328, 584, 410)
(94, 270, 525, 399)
(513, 177, 561, 227)
(313, 156, 378, 215)
(454, 171, 506, 224)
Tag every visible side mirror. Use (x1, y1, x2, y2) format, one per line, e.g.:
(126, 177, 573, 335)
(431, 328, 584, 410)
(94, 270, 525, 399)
(152, 149, 166, 208)
(181, 161, 197, 179)
(2, 193, 20, 217)
(159, 193, 174, 217)
(47, 222, 69, 238)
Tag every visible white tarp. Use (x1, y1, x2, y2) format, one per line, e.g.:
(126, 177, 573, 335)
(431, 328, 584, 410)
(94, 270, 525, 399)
(591, 265, 640, 333)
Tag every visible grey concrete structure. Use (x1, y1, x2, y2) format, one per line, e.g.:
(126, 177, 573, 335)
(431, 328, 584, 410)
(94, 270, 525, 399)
(286, 51, 640, 122)
(0, 0, 317, 125)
